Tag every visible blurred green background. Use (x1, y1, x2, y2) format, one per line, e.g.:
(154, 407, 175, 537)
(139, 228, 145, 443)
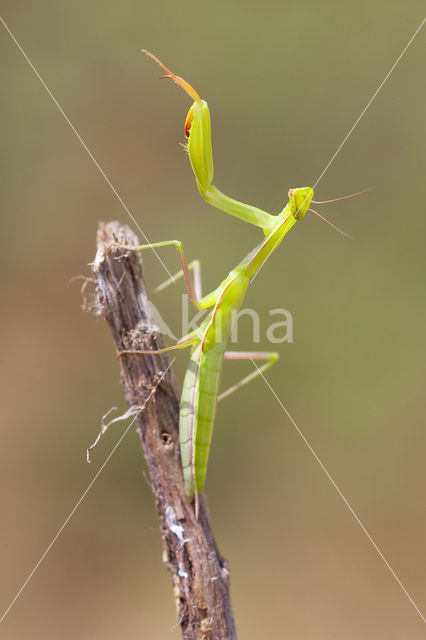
(1, 2, 425, 638)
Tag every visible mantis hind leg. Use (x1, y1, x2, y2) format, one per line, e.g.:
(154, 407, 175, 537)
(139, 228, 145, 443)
(218, 351, 279, 402)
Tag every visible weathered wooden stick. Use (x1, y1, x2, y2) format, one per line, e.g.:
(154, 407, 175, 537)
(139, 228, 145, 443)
(91, 221, 236, 640)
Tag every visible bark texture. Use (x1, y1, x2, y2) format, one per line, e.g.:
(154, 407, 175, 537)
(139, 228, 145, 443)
(91, 221, 236, 640)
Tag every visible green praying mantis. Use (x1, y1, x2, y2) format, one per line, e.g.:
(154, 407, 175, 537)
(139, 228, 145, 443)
(118, 51, 369, 518)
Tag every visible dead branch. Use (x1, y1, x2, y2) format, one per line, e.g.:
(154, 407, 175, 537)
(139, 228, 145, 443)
(90, 221, 236, 640)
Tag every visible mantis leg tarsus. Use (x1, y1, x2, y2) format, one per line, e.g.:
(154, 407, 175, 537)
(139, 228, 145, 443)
(218, 351, 279, 402)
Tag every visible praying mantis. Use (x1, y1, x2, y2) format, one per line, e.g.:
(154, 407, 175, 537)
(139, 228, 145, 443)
(118, 51, 366, 518)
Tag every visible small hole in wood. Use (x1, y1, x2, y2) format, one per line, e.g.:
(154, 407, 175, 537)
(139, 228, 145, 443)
(161, 432, 172, 445)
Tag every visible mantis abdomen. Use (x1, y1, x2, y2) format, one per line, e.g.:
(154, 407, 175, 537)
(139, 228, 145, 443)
(180, 343, 225, 498)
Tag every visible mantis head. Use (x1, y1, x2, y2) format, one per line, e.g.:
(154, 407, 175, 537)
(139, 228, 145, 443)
(288, 187, 314, 220)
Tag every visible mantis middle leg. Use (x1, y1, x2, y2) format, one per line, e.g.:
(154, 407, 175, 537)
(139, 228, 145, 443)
(113, 240, 215, 309)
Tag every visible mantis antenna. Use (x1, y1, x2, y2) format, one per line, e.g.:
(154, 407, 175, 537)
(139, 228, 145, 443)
(308, 208, 352, 239)
(312, 186, 374, 204)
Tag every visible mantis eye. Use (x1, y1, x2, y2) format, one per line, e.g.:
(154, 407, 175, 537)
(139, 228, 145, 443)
(185, 103, 196, 137)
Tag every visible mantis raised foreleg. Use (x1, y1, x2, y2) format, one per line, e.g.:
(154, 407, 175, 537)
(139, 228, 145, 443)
(142, 50, 277, 237)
